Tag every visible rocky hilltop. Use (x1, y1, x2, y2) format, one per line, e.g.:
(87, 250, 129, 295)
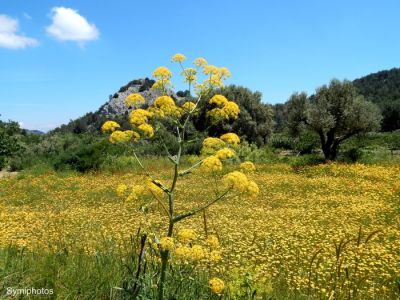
(52, 78, 182, 133)
(99, 78, 159, 118)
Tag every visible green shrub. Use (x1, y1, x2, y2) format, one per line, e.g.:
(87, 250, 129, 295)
(289, 154, 325, 172)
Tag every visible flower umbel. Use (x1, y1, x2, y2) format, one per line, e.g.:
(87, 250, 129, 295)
(209, 278, 225, 294)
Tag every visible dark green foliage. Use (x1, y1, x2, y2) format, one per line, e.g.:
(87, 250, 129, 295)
(53, 140, 108, 172)
(290, 154, 326, 172)
(176, 90, 190, 97)
(353, 68, 400, 131)
(0, 119, 24, 169)
(272, 103, 289, 132)
(194, 85, 274, 146)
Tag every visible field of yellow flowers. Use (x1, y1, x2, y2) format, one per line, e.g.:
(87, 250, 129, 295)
(0, 161, 399, 299)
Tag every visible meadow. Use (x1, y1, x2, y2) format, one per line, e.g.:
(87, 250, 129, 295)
(0, 159, 399, 299)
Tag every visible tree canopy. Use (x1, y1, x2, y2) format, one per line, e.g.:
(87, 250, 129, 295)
(287, 79, 381, 160)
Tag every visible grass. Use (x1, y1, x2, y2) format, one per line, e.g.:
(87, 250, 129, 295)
(0, 159, 399, 299)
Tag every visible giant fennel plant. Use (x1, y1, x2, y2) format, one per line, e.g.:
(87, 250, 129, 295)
(101, 54, 259, 299)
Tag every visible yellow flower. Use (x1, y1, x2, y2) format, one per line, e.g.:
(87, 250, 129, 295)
(151, 79, 173, 92)
(101, 121, 120, 133)
(215, 148, 235, 160)
(220, 133, 240, 145)
(109, 130, 129, 144)
(246, 180, 259, 198)
(209, 250, 222, 262)
(126, 185, 146, 202)
(177, 228, 196, 242)
(124, 130, 140, 142)
(181, 101, 196, 112)
(205, 75, 224, 88)
(240, 161, 256, 172)
(222, 171, 249, 192)
(193, 57, 208, 68)
(175, 246, 190, 260)
(222, 101, 240, 119)
(209, 95, 229, 106)
(219, 67, 231, 79)
(125, 93, 145, 107)
(182, 67, 197, 83)
(160, 237, 174, 251)
(171, 53, 186, 63)
(129, 109, 153, 126)
(202, 137, 225, 150)
(206, 235, 220, 249)
(203, 64, 219, 76)
(209, 277, 225, 294)
(138, 123, 154, 138)
(115, 184, 127, 197)
(201, 156, 223, 173)
(189, 245, 205, 260)
(154, 95, 175, 108)
(153, 66, 172, 79)
(153, 96, 181, 117)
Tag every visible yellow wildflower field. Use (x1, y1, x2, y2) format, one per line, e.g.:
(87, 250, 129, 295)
(0, 162, 399, 298)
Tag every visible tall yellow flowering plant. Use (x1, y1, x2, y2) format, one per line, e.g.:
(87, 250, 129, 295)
(102, 53, 258, 299)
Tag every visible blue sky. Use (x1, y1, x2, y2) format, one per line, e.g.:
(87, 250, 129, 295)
(1, 0, 399, 131)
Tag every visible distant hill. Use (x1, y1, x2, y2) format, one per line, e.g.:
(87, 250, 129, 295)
(52, 78, 183, 134)
(353, 68, 400, 131)
(25, 129, 44, 135)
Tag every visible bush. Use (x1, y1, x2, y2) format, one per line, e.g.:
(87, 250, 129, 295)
(289, 154, 325, 172)
(53, 140, 109, 172)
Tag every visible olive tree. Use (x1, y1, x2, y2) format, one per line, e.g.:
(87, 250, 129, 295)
(287, 80, 382, 161)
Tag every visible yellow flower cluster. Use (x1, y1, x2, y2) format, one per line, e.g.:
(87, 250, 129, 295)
(240, 161, 256, 172)
(182, 67, 197, 83)
(138, 123, 154, 138)
(126, 185, 146, 202)
(202, 137, 225, 150)
(152, 95, 181, 117)
(109, 130, 139, 144)
(222, 171, 259, 198)
(171, 53, 186, 62)
(115, 184, 128, 197)
(206, 235, 220, 249)
(174, 244, 206, 261)
(193, 57, 208, 68)
(191, 244, 206, 260)
(124, 130, 140, 142)
(101, 121, 120, 133)
(215, 148, 235, 160)
(209, 277, 225, 294)
(207, 94, 240, 122)
(200, 156, 223, 173)
(220, 133, 240, 145)
(160, 237, 174, 251)
(177, 228, 196, 242)
(201, 136, 237, 158)
(125, 93, 145, 107)
(209, 95, 229, 106)
(129, 109, 153, 126)
(181, 101, 196, 112)
(153, 66, 172, 79)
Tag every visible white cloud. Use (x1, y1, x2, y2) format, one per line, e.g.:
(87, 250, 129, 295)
(46, 7, 99, 44)
(0, 14, 38, 49)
